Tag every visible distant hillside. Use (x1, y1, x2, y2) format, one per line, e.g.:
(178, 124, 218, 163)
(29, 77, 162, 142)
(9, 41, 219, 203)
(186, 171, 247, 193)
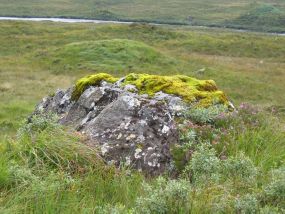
(0, 0, 284, 32)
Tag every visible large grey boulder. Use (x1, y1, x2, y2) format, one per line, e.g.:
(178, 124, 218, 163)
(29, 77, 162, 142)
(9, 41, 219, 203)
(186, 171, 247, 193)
(34, 81, 186, 176)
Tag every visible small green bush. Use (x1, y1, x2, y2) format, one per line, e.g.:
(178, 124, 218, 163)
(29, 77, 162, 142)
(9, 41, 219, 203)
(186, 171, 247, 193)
(184, 142, 259, 188)
(185, 104, 229, 124)
(262, 167, 285, 208)
(7, 163, 39, 188)
(234, 194, 259, 214)
(222, 152, 257, 183)
(135, 177, 190, 213)
(17, 113, 59, 138)
(184, 142, 221, 184)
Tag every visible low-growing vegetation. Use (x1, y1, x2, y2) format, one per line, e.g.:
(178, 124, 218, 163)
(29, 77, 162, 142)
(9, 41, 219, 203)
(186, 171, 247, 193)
(0, 103, 284, 213)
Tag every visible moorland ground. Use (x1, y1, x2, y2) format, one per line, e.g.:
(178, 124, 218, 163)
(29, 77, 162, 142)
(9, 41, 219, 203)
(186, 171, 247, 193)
(1, 21, 284, 140)
(0, 0, 285, 32)
(0, 21, 284, 213)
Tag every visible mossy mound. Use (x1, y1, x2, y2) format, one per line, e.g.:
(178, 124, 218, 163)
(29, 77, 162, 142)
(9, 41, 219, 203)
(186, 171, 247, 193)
(72, 73, 229, 107)
(51, 39, 178, 73)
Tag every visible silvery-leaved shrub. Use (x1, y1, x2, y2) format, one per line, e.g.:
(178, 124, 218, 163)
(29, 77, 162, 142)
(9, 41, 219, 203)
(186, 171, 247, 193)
(234, 194, 259, 214)
(184, 142, 221, 184)
(179, 128, 197, 146)
(262, 167, 285, 208)
(17, 113, 59, 138)
(221, 152, 257, 183)
(135, 177, 190, 214)
(28, 171, 76, 194)
(185, 105, 228, 124)
(7, 162, 39, 188)
(211, 193, 236, 214)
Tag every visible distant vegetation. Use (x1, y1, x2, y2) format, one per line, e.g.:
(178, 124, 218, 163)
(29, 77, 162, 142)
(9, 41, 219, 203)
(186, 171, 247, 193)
(226, 3, 285, 32)
(0, 0, 284, 32)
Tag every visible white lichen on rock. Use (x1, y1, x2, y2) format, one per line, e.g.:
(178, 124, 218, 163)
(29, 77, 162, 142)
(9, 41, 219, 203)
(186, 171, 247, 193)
(33, 72, 231, 176)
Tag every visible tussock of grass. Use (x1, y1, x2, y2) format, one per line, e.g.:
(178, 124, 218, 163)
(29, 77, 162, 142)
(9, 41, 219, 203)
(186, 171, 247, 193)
(0, 115, 143, 213)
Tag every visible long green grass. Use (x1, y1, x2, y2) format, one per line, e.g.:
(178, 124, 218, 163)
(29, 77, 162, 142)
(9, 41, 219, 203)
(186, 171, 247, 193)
(0, 106, 284, 213)
(0, 126, 143, 213)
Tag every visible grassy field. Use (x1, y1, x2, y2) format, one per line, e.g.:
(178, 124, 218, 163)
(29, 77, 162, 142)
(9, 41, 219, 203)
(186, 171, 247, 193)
(0, 21, 285, 213)
(0, 0, 285, 32)
(0, 21, 284, 137)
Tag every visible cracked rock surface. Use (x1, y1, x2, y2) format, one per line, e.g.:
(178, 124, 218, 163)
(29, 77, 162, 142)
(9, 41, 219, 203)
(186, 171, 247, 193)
(34, 80, 188, 176)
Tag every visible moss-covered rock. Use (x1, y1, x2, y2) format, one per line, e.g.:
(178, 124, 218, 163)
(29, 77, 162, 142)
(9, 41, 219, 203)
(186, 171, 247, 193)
(71, 73, 119, 100)
(35, 72, 232, 176)
(72, 73, 229, 107)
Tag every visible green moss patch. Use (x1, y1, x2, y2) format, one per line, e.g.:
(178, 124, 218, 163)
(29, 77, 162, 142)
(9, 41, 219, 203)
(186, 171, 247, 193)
(123, 73, 229, 107)
(72, 73, 229, 107)
(71, 73, 119, 100)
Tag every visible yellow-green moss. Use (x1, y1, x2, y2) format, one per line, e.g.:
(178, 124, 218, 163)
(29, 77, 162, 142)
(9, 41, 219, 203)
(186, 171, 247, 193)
(72, 73, 229, 107)
(123, 73, 229, 107)
(71, 73, 119, 100)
